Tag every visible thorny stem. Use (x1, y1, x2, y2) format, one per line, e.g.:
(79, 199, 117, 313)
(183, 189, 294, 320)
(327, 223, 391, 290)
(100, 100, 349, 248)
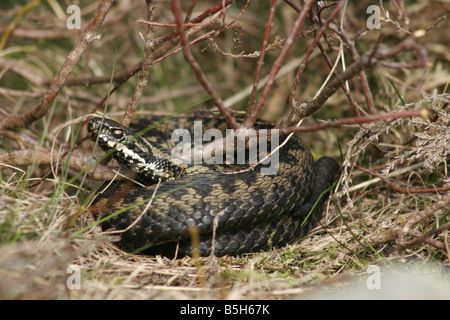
(0, 0, 115, 130)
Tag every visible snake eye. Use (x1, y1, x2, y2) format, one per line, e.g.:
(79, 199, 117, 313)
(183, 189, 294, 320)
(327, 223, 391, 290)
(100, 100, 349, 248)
(112, 129, 124, 139)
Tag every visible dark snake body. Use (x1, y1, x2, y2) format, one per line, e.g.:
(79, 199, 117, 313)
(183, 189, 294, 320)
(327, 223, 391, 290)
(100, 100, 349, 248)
(88, 114, 339, 257)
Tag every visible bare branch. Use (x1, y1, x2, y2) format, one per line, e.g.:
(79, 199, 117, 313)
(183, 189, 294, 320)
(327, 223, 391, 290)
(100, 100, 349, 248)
(0, 149, 128, 181)
(0, 0, 114, 130)
(122, 1, 156, 127)
(356, 165, 450, 194)
(288, 2, 342, 110)
(282, 36, 428, 126)
(278, 109, 428, 134)
(171, 0, 240, 130)
(243, 0, 315, 129)
(246, 0, 277, 112)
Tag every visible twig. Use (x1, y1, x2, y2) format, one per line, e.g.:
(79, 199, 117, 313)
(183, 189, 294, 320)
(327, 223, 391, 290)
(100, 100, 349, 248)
(184, 0, 198, 23)
(0, 0, 114, 130)
(0, 28, 70, 41)
(402, 192, 450, 236)
(316, 40, 361, 117)
(356, 165, 450, 194)
(47, 1, 237, 88)
(365, 227, 447, 251)
(340, 162, 423, 195)
(388, 192, 450, 253)
(286, 1, 362, 116)
(223, 54, 320, 109)
(332, 24, 377, 115)
(246, 0, 277, 112)
(0, 149, 130, 181)
(152, 0, 235, 48)
(283, 0, 302, 12)
(282, 35, 428, 126)
(288, 1, 342, 110)
(401, 224, 450, 251)
(209, 0, 252, 59)
(361, 193, 450, 252)
(122, 1, 156, 127)
(243, 0, 315, 129)
(91, 29, 218, 115)
(278, 109, 427, 134)
(171, 0, 239, 130)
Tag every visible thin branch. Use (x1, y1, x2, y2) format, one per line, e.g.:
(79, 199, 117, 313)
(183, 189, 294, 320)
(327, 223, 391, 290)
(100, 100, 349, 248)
(283, 0, 302, 12)
(246, 0, 277, 112)
(171, 0, 240, 130)
(0, 149, 129, 181)
(0, 0, 114, 130)
(91, 29, 218, 116)
(278, 109, 427, 134)
(184, 0, 198, 23)
(316, 40, 361, 117)
(365, 227, 447, 251)
(288, 1, 342, 109)
(337, 26, 377, 115)
(402, 192, 450, 236)
(356, 165, 450, 194)
(243, 0, 315, 129)
(361, 193, 450, 251)
(399, 223, 450, 251)
(0, 28, 71, 40)
(282, 35, 428, 126)
(122, 1, 156, 127)
(287, 1, 362, 116)
(57, 0, 237, 87)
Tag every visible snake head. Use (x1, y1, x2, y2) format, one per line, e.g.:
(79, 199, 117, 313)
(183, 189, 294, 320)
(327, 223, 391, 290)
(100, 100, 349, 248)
(87, 117, 134, 152)
(87, 116, 147, 171)
(87, 116, 182, 183)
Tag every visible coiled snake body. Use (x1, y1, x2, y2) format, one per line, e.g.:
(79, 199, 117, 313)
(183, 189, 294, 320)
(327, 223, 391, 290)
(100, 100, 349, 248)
(88, 114, 339, 257)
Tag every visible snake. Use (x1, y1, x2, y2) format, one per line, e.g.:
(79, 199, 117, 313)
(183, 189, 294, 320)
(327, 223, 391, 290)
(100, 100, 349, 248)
(87, 113, 339, 257)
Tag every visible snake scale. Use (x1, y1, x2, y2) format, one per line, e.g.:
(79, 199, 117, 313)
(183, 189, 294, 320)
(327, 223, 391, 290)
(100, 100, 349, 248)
(88, 113, 339, 257)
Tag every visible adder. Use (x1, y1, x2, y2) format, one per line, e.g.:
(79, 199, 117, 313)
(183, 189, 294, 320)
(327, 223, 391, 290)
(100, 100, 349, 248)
(88, 113, 339, 257)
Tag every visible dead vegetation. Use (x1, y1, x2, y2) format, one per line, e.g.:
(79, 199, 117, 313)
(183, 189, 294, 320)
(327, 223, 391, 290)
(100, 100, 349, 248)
(0, 0, 449, 299)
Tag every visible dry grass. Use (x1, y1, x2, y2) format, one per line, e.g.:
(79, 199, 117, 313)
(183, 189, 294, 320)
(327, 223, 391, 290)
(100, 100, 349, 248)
(0, 0, 449, 300)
